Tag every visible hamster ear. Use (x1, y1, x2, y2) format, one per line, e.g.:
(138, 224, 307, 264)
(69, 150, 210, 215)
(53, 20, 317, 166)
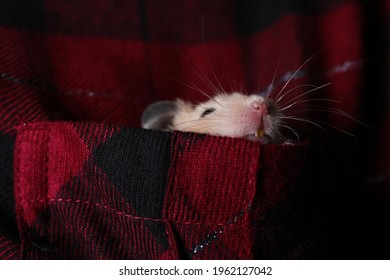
(141, 101, 178, 130)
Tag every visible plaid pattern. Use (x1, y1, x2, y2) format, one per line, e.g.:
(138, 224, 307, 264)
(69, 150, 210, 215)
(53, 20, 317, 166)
(1, 0, 389, 259)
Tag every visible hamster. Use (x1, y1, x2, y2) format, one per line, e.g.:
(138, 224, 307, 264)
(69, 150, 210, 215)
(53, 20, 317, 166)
(141, 92, 285, 143)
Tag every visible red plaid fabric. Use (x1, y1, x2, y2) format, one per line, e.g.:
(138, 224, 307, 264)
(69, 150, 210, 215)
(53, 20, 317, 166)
(1, 0, 389, 259)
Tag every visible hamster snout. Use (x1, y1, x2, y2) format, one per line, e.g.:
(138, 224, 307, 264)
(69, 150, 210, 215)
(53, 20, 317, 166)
(229, 95, 280, 140)
(251, 99, 268, 113)
(248, 99, 270, 137)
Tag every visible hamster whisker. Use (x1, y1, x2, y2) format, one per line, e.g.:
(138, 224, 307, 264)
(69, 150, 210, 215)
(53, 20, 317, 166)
(194, 66, 223, 96)
(178, 49, 222, 96)
(275, 83, 331, 104)
(278, 98, 340, 112)
(266, 52, 284, 97)
(279, 124, 301, 142)
(227, 74, 247, 94)
(174, 118, 205, 127)
(173, 78, 213, 99)
(288, 82, 331, 103)
(291, 107, 371, 128)
(174, 79, 227, 109)
(182, 124, 222, 133)
(281, 116, 328, 134)
(273, 54, 317, 102)
(274, 84, 318, 104)
(312, 119, 357, 137)
(203, 49, 226, 96)
(282, 115, 357, 137)
(174, 116, 229, 128)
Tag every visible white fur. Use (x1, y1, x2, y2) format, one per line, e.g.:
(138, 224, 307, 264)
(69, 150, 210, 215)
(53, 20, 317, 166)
(171, 93, 282, 142)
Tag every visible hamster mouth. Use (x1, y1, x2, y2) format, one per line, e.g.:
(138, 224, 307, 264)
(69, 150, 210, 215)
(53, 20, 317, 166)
(255, 119, 265, 137)
(245, 128, 265, 141)
(255, 128, 265, 137)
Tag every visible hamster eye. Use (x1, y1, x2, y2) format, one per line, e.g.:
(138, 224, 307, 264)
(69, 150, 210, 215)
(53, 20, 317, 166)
(200, 108, 216, 118)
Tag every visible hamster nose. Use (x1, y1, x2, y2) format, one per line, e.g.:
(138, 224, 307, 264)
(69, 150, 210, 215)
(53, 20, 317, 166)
(251, 100, 268, 114)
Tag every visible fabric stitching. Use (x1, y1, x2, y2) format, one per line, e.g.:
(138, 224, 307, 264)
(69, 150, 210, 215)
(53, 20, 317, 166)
(20, 198, 252, 227)
(164, 222, 180, 259)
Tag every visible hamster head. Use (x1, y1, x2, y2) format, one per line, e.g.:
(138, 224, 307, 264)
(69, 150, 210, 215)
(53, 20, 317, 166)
(171, 93, 283, 143)
(141, 92, 284, 143)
